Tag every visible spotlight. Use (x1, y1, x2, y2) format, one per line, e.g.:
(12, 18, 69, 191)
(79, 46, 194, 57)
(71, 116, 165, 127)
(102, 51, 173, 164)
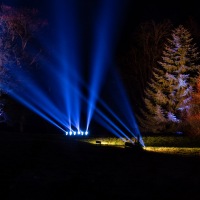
(65, 130, 89, 136)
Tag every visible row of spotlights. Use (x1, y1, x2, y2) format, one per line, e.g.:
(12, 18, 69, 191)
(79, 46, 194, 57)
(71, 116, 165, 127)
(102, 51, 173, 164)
(65, 131, 89, 136)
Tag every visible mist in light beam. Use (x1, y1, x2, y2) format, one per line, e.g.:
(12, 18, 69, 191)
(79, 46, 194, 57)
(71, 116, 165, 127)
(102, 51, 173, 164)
(93, 66, 145, 147)
(86, 0, 127, 130)
(2, 0, 144, 147)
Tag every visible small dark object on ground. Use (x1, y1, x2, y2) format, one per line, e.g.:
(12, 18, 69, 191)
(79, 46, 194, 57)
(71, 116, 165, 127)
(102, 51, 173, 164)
(125, 141, 143, 151)
(96, 140, 101, 145)
(125, 141, 135, 148)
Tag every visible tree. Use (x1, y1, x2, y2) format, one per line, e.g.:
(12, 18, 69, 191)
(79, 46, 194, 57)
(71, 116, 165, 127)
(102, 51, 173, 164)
(117, 20, 173, 113)
(0, 4, 47, 129)
(184, 16, 200, 47)
(137, 25, 200, 133)
(185, 75, 200, 137)
(0, 4, 47, 72)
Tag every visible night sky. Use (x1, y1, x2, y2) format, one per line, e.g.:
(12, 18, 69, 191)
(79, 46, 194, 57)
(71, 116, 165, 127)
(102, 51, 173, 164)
(2, 0, 200, 53)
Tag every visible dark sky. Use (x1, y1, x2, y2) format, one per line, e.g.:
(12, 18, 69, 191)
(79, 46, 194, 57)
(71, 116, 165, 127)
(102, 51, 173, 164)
(3, 1, 200, 27)
(1, 0, 200, 52)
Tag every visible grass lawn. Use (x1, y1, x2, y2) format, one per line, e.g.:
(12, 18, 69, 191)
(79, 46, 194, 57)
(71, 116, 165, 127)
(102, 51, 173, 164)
(0, 132, 199, 199)
(79, 135, 200, 156)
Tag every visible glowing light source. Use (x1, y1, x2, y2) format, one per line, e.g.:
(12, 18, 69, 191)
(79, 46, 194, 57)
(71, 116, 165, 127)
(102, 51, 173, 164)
(65, 130, 89, 136)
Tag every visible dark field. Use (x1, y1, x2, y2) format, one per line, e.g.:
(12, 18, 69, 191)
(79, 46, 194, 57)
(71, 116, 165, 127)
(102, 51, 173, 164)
(0, 132, 200, 200)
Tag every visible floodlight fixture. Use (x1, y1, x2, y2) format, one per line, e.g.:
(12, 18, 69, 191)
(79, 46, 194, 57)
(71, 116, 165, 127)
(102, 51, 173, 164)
(65, 130, 89, 136)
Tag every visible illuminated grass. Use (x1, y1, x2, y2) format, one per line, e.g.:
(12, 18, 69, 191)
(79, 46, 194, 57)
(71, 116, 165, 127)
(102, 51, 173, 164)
(142, 136, 200, 147)
(143, 136, 200, 156)
(79, 137, 126, 146)
(144, 147, 200, 156)
(78, 135, 200, 156)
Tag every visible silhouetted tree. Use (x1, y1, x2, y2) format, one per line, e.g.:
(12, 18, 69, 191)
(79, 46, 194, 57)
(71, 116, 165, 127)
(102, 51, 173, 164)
(138, 25, 200, 133)
(184, 16, 200, 46)
(0, 4, 47, 130)
(118, 20, 173, 111)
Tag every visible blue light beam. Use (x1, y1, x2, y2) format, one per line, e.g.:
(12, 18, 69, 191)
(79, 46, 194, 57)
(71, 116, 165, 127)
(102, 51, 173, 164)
(86, 0, 127, 130)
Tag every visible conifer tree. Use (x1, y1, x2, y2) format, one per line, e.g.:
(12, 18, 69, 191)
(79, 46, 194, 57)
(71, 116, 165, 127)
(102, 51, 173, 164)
(138, 25, 200, 133)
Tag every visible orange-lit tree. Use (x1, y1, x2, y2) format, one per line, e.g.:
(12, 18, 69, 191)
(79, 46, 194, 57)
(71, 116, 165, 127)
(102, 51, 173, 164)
(186, 76, 200, 136)
(138, 25, 200, 133)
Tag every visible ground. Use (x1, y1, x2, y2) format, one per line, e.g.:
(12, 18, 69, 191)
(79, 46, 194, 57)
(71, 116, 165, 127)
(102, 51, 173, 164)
(0, 132, 199, 200)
